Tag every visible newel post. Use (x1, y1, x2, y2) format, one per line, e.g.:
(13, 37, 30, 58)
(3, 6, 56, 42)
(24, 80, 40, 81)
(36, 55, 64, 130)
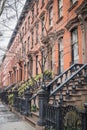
(13, 88, 18, 108)
(24, 90, 33, 116)
(37, 86, 49, 126)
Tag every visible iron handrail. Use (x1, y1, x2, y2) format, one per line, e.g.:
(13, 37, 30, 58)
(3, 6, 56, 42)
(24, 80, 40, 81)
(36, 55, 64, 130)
(46, 63, 83, 89)
(29, 64, 83, 101)
(50, 64, 87, 97)
(29, 93, 38, 101)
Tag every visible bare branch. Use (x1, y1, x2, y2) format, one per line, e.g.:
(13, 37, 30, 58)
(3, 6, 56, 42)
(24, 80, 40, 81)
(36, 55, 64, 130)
(0, 0, 7, 16)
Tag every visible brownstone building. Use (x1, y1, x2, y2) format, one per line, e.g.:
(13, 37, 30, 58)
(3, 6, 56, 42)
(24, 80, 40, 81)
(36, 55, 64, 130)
(0, 0, 87, 87)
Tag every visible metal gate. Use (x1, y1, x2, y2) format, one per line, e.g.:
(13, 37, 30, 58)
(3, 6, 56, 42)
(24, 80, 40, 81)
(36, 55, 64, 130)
(62, 105, 82, 130)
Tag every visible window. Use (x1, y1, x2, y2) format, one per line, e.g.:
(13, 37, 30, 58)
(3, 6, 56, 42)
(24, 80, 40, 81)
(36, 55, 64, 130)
(25, 22, 27, 33)
(58, 38, 63, 73)
(23, 41, 26, 57)
(20, 66, 22, 81)
(32, 7, 34, 21)
(70, 0, 77, 5)
(28, 16, 30, 28)
(41, 16, 45, 36)
(18, 35, 19, 43)
(13, 67, 16, 82)
(58, 0, 63, 18)
(22, 27, 24, 36)
(28, 56, 33, 77)
(41, 50, 44, 72)
(36, 55, 38, 75)
(42, 0, 44, 5)
(48, 46, 52, 70)
(19, 48, 21, 57)
(71, 28, 78, 63)
(24, 63, 26, 80)
(36, 1, 39, 15)
(36, 23, 38, 43)
(28, 37, 30, 51)
(31, 31, 34, 48)
(49, 6, 53, 27)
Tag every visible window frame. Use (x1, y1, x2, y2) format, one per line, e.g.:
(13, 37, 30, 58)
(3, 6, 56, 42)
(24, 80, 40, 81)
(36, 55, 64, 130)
(58, 37, 63, 73)
(32, 7, 34, 22)
(28, 36, 30, 51)
(70, 0, 77, 5)
(36, 23, 39, 43)
(36, 55, 38, 75)
(31, 31, 34, 48)
(49, 6, 53, 27)
(41, 15, 45, 37)
(71, 28, 78, 63)
(58, 0, 63, 18)
(28, 16, 30, 28)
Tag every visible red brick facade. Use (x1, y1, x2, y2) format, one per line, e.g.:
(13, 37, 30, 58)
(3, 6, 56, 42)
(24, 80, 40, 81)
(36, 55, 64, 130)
(0, 0, 87, 87)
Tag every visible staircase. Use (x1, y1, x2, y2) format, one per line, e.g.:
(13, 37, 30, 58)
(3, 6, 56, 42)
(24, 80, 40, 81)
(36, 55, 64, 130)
(25, 112, 39, 127)
(45, 63, 87, 108)
(27, 64, 87, 129)
(11, 64, 87, 130)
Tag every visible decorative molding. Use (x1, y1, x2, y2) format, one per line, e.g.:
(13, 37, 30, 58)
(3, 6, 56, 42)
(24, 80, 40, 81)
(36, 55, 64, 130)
(41, 30, 64, 45)
(39, 10, 46, 19)
(76, 1, 87, 21)
(65, 17, 79, 31)
(13, 65, 17, 71)
(46, 0, 53, 10)
(68, 1, 78, 12)
(56, 16, 63, 24)
(48, 26, 53, 33)
(56, 29, 65, 39)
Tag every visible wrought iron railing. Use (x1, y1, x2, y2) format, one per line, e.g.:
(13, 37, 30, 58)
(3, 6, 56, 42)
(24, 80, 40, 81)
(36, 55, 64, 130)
(1, 63, 87, 130)
(45, 104, 59, 130)
(44, 63, 87, 130)
(49, 64, 87, 103)
(46, 64, 83, 90)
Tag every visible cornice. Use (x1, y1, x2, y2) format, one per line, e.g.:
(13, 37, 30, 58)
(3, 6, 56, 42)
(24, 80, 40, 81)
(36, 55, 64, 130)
(7, 0, 32, 50)
(76, 0, 87, 21)
(65, 17, 79, 31)
(56, 29, 65, 39)
(76, 0, 87, 14)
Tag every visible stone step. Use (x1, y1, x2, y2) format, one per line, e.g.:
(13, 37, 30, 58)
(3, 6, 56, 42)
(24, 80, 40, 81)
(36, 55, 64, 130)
(31, 112, 39, 119)
(25, 116, 37, 128)
(25, 111, 39, 128)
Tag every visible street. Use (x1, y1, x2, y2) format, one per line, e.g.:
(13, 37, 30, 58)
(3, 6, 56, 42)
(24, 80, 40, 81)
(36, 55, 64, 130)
(0, 102, 35, 130)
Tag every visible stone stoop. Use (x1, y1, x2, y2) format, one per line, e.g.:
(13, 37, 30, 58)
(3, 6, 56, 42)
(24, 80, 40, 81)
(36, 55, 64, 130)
(25, 111, 40, 128)
(36, 125, 45, 130)
(49, 83, 87, 108)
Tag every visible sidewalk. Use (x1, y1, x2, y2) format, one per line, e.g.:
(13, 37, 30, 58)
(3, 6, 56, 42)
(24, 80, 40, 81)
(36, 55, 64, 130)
(0, 121, 35, 130)
(0, 102, 35, 130)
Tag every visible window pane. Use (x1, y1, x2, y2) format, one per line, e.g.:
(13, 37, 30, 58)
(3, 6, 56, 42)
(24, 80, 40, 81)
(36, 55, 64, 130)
(72, 29, 78, 44)
(58, 0, 63, 18)
(58, 37, 63, 73)
(49, 6, 53, 26)
(71, 0, 77, 4)
(71, 28, 78, 63)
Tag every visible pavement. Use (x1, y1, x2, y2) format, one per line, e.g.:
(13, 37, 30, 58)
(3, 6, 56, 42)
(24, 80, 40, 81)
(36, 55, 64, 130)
(0, 102, 35, 130)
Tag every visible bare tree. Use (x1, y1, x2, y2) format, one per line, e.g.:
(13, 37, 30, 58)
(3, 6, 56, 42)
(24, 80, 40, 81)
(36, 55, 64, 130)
(0, 0, 7, 16)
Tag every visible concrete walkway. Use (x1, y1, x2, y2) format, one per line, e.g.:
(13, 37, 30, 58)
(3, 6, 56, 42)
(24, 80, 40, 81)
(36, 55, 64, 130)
(0, 102, 35, 130)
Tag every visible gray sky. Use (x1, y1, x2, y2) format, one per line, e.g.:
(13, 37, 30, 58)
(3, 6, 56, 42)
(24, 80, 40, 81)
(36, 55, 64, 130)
(0, 0, 26, 62)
